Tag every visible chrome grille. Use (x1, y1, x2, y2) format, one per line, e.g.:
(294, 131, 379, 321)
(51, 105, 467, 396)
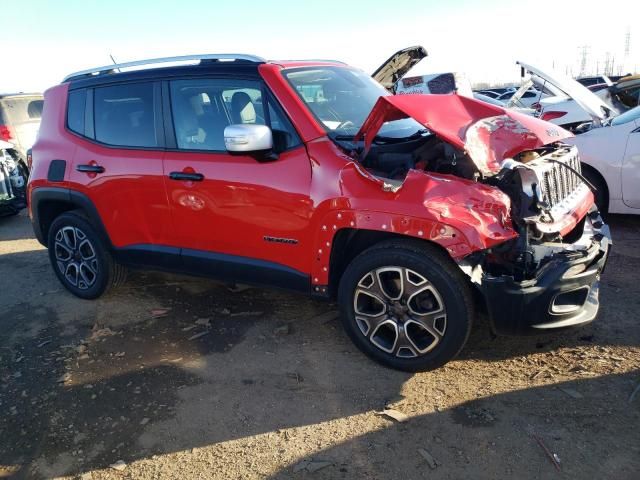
(539, 151, 582, 208)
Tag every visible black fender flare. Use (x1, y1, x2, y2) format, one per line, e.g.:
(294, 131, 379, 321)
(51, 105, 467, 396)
(30, 187, 112, 249)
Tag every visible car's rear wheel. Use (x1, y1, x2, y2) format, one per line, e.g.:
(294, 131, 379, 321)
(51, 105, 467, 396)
(47, 211, 125, 299)
(338, 240, 474, 372)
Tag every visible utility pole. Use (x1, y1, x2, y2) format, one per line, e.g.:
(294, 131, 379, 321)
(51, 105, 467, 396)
(603, 52, 611, 76)
(623, 27, 631, 74)
(578, 45, 589, 77)
(611, 55, 616, 76)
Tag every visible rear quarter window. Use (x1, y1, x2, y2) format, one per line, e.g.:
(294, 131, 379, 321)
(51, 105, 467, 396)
(67, 90, 86, 135)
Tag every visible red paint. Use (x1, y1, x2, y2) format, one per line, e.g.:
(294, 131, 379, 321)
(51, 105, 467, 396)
(163, 145, 314, 273)
(28, 83, 71, 207)
(0, 125, 14, 142)
(355, 94, 574, 174)
(30, 62, 592, 290)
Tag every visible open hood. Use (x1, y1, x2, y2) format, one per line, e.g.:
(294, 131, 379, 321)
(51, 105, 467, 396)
(354, 94, 573, 175)
(517, 61, 613, 123)
(372, 46, 427, 92)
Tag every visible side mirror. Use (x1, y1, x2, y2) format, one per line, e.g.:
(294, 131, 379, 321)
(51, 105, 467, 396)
(224, 124, 273, 153)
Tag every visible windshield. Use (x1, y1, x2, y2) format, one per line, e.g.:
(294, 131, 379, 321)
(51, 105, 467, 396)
(611, 105, 640, 126)
(283, 66, 424, 139)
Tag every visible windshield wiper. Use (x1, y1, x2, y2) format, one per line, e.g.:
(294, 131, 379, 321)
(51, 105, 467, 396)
(331, 128, 429, 143)
(332, 134, 358, 141)
(373, 128, 429, 143)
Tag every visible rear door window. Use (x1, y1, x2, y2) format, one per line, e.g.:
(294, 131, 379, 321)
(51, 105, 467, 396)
(94, 83, 158, 147)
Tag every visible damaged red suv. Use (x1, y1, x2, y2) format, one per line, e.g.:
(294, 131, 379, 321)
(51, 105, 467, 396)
(29, 50, 610, 371)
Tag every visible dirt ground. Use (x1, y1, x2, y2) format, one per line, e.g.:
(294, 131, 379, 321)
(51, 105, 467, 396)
(0, 210, 639, 480)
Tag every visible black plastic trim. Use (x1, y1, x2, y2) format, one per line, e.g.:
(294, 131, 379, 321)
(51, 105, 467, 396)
(152, 82, 166, 148)
(30, 187, 112, 248)
(160, 81, 177, 149)
(112, 244, 181, 270)
(480, 214, 611, 335)
(181, 248, 310, 293)
(47, 160, 66, 182)
(169, 172, 204, 182)
(112, 244, 311, 294)
(76, 164, 104, 174)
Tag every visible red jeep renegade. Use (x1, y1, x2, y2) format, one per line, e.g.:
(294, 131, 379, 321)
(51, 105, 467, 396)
(29, 51, 610, 371)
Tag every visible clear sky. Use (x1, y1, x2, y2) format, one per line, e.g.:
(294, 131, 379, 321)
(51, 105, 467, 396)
(4, 0, 638, 93)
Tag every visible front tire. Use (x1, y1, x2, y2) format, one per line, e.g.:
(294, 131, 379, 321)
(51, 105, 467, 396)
(47, 211, 125, 299)
(338, 240, 474, 372)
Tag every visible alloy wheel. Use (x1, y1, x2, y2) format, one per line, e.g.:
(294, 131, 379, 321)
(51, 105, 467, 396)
(353, 267, 447, 358)
(54, 226, 99, 290)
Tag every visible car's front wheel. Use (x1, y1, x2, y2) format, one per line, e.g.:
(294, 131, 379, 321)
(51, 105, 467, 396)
(47, 211, 126, 299)
(338, 240, 474, 372)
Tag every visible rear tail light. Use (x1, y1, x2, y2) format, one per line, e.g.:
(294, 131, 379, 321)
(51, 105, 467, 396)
(531, 102, 541, 111)
(0, 124, 14, 142)
(540, 111, 567, 121)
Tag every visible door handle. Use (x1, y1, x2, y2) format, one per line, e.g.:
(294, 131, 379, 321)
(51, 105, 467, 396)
(76, 164, 105, 174)
(169, 172, 204, 182)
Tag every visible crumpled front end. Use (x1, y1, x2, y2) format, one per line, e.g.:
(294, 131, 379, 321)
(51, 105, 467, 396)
(349, 93, 611, 334)
(466, 208, 611, 335)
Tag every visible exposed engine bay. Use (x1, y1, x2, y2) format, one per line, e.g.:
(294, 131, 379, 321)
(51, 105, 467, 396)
(0, 148, 27, 216)
(362, 133, 479, 184)
(357, 132, 599, 282)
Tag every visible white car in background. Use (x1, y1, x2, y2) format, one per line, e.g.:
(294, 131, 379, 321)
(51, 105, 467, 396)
(511, 62, 619, 131)
(0, 93, 44, 167)
(372, 46, 476, 98)
(472, 92, 536, 115)
(567, 106, 640, 214)
(496, 88, 547, 107)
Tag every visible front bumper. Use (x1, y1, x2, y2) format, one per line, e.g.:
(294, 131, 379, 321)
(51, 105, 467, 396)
(480, 210, 611, 335)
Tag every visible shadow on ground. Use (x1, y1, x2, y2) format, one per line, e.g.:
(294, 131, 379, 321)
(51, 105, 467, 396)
(0, 214, 638, 478)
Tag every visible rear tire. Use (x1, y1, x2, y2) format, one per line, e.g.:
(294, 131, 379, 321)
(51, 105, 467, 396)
(337, 240, 474, 372)
(47, 211, 125, 299)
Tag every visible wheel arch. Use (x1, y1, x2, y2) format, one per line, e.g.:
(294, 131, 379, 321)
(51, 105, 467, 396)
(30, 187, 112, 248)
(327, 228, 456, 298)
(311, 206, 515, 297)
(580, 162, 609, 212)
